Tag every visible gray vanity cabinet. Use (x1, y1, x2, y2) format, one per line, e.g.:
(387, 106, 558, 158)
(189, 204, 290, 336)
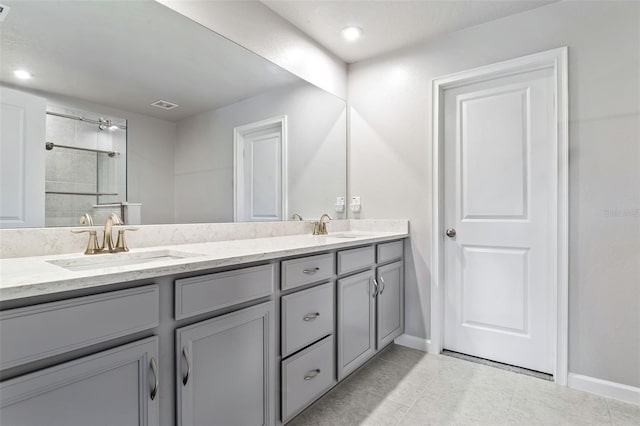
(176, 301, 275, 426)
(336, 269, 377, 380)
(376, 260, 404, 349)
(0, 337, 159, 426)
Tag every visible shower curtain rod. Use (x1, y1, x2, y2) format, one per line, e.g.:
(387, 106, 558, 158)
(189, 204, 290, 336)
(46, 111, 127, 130)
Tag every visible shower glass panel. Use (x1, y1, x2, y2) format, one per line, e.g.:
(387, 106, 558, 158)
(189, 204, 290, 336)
(44, 107, 127, 227)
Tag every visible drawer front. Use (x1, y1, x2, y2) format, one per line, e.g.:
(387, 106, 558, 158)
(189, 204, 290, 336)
(337, 245, 375, 275)
(377, 241, 403, 264)
(282, 336, 335, 422)
(0, 285, 159, 370)
(175, 264, 274, 320)
(281, 253, 334, 291)
(281, 282, 334, 357)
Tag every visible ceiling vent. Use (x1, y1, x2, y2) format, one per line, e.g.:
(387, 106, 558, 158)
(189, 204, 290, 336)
(150, 99, 179, 110)
(0, 4, 11, 22)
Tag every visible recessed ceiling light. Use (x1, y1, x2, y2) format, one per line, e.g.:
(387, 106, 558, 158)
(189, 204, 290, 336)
(14, 69, 32, 80)
(341, 26, 362, 41)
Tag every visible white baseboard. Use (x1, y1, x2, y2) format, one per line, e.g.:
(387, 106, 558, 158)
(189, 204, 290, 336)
(568, 373, 640, 405)
(394, 334, 433, 353)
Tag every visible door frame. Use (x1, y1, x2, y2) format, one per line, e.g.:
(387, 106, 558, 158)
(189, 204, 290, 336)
(430, 47, 569, 384)
(233, 115, 288, 222)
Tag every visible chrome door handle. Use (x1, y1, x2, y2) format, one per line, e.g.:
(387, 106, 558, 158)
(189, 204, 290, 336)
(371, 278, 379, 298)
(303, 312, 320, 321)
(304, 369, 321, 380)
(379, 276, 385, 295)
(303, 267, 320, 274)
(150, 357, 158, 400)
(182, 346, 191, 386)
(445, 227, 456, 238)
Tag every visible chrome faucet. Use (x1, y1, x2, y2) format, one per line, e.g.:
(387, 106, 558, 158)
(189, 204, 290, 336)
(313, 213, 333, 235)
(102, 212, 123, 252)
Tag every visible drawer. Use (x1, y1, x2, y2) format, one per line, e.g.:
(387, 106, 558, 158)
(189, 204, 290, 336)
(282, 335, 335, 422)
(337, 245, 375, 275)
(377, 240, 403, 264)
(281, 282, 334, 357)
(0, 285, 159, 370)
(175, 264, 274, 320)
(281, 253, 333, 291)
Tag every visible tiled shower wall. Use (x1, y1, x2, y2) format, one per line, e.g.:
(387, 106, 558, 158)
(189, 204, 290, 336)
(44, 106, 126, 226)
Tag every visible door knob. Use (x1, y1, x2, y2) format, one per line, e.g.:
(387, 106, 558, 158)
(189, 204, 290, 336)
(445, 227, 456, 238)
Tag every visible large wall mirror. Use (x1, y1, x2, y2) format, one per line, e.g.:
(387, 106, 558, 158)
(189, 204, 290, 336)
(0, 0, 346, 228)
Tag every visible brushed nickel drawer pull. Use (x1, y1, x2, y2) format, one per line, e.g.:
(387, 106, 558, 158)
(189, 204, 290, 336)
(182, 346, 191, 386)
(303, 312, 320, 321)
(379, 276, 385, 295)
(303, 267, 320, 274)
(150, 357, 159, 400)
(371, 278, 379, 298)
(304, 369, 321, 380)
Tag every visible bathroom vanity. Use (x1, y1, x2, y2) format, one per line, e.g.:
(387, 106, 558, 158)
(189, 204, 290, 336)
(0, 228, 406, 425)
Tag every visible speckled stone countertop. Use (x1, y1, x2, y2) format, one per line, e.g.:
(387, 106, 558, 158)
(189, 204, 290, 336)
(0, 230, 407, 302)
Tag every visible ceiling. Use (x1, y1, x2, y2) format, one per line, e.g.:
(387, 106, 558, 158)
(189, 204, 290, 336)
(262, 0, 558, 63)
(0, 0, 299, 121)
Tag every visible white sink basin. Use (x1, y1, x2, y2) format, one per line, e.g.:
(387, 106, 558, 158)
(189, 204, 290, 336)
(327, 233, 373, 239)
(48, 250, 202, 272)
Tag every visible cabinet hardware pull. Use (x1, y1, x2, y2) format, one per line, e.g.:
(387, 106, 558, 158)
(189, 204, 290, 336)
(150, 357, 159, 400)
(182, 346, 191, 386)
(379, 276, 385, 295)
(303, 312, 320, 321)
(304, 369, 321, 380)
(371, 278, 379, 298)
(303, 267, 320, 274)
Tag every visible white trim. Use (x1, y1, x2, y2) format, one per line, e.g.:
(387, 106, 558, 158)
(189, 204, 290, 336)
(394, 334, 432, 352)
(233, 115, 288, 222)
(430, 47, 569, 385)
(568, 373, 640, 406)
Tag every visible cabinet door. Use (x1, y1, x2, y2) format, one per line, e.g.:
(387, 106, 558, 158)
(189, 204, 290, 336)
(0, 337, 159, 426)
(337, 270, 376, 380)
(376, 261, 404, 349)
(176, 301, 274, 426)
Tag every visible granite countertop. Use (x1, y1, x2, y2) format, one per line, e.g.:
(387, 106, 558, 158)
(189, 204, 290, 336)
(0, 230, 407, 302)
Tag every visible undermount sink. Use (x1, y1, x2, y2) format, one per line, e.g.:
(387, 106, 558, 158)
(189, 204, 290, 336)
(327, 233, 373, 239)
(48, 250, 202, 272)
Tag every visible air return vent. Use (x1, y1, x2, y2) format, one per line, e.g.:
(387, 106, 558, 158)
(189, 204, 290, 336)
(150, 99, 179, 110)
(0, 4, 11, 22)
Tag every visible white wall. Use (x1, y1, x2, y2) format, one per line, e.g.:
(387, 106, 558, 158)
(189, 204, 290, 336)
(157, 0, 347, 99)
(174, 81, 346, 223)
(349, 1, 640, 387)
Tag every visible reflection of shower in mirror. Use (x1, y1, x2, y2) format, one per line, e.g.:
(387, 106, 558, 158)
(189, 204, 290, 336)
(44, 107, 128, 227)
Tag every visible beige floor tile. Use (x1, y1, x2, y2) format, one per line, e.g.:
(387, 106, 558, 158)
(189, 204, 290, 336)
(289, 383, 409, 426)
(340, 357, 430, 407)
(290, 345, 630, 426)
(507, 376, 611, 425)
(607, 398, 640, 426)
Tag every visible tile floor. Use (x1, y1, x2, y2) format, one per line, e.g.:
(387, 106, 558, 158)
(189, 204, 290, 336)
(289, 344, 640, 426)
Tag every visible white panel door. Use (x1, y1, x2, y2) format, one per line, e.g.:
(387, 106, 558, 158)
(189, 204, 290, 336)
(443, 66, 556, 374)
(234, 117, 286, 222)
(0, 87, 46, 228)
(243, 129, 282, 221)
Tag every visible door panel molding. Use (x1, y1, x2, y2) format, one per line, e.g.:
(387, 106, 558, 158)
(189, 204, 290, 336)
(233, 115, 288, 222)
(431, 47, 568, 384)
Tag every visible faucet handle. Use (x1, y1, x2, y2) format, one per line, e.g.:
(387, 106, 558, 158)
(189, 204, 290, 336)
(113, 228, 138, 253)
(71, 229, 102, 255)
